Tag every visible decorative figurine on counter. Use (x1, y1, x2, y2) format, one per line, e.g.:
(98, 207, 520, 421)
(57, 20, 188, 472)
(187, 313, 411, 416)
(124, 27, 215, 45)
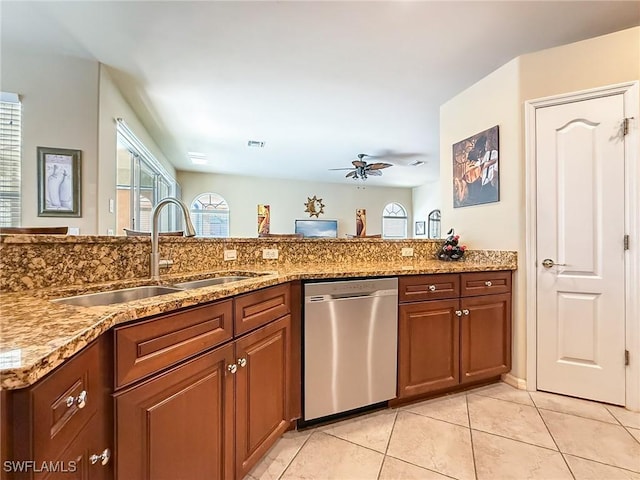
(437, 228, 467, 261)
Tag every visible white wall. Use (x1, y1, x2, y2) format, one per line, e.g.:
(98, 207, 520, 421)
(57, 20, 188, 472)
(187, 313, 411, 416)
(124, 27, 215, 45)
(1, 45, 99, 233)
(97, 65, 177, 235)
(178, 171, 413, 238)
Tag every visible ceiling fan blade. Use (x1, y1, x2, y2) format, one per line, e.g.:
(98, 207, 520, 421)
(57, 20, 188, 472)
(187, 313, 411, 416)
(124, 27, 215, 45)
(345, 171, 357, 178)
(352, 160, 366, 168)
(367, 170, 383, 176)
(329, 167, 356, 171)
(367, 162, 393, 170)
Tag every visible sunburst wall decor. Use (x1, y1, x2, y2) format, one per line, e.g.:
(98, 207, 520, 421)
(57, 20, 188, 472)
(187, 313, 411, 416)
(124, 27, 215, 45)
(304, 195, 325, 217)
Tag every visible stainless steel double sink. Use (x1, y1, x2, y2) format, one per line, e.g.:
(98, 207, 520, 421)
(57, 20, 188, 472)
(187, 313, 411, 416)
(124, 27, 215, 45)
(52, 275, 258, 307)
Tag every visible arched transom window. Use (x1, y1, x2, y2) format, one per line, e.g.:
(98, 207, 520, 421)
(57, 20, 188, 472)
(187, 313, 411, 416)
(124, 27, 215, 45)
(190, 193, 229, 237)
(382, 202, 408, 239)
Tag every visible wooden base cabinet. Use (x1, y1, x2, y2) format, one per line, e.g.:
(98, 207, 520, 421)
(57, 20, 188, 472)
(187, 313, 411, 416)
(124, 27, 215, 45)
(114, 288, 293, 480)
(398, 271, 512, 399)
(4, 337, 113, 480)
(235, 315, 291, 478)
(115, 345, 235, 480)
(460, 293, 511, 384)
(398, 299, 460, 397)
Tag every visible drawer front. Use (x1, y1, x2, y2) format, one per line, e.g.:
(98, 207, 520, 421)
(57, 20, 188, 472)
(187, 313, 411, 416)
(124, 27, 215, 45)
(234, 284, 291, 336)
(115, 299, 233, 389)
(398, 274, 460, 302)
(460, 271, 512, 297)
(31, 342, 100, 463)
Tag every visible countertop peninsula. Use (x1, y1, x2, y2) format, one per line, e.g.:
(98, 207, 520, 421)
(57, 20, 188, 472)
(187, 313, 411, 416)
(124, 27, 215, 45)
(0, 258, 516, 390)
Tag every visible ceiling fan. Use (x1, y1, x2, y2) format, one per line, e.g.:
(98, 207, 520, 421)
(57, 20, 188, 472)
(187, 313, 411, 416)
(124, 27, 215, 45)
(329, 154, 393, 180)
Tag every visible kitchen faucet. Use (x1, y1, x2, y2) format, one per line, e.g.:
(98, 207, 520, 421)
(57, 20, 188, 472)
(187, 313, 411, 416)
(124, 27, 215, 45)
(150, 197, 196, 280)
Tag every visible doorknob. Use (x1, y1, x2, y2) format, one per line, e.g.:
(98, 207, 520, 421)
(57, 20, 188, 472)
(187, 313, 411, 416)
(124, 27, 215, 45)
(542, 259, 568, 268)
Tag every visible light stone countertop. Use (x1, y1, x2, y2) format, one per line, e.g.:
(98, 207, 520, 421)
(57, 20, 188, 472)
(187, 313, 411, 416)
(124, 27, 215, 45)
(0, 259, 516, 390)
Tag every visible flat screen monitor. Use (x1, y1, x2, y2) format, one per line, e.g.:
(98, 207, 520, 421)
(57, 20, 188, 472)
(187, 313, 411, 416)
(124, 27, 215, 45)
(294, 219, 338, 238)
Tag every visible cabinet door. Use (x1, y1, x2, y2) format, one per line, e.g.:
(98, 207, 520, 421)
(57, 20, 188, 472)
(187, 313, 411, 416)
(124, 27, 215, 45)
(460, 293, 512, 384)
(398, 299, 459, 398)
(234, 315, 291, 478)
(37, 417, 112, 480)
(115, 344, 235, 480)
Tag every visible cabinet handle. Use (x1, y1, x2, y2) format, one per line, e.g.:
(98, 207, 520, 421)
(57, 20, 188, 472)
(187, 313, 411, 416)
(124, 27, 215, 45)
(455, 310, 463, 317)
(428, 285, 436, 292)
(463, 309, 470, 315)
(485, 281, 492, 287)
(237, 358, 247, 368)
(227, 364, 237, 374)
(65, 390, 87, 409)
(90, 448, 111, 466)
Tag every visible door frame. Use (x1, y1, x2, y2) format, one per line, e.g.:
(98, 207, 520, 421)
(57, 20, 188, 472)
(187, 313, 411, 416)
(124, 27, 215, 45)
(524, 81, 640, 410)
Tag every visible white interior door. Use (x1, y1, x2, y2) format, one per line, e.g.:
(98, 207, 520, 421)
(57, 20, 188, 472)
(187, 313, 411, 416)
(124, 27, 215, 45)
(536, 94, 626, 405)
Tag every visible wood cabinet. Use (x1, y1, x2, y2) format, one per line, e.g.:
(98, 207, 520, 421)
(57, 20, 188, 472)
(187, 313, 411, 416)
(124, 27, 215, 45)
(113, 283, 294, 480)
(115, 344, 235, 480)
(234, 315, 291, 478)
(398, 271, 512, 399)
(5, 336, 113, 480)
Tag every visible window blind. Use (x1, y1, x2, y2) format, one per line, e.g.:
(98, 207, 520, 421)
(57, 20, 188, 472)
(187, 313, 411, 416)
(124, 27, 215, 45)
(0, 92, 21, 227)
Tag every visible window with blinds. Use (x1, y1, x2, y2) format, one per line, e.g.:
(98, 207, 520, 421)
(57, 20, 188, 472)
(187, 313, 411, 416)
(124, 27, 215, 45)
(0, 92, 21, 227)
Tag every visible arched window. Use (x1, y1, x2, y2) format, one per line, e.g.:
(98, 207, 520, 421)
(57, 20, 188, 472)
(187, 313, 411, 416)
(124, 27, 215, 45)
(382, 202, 408, 239)
(190, 193, 229, 237)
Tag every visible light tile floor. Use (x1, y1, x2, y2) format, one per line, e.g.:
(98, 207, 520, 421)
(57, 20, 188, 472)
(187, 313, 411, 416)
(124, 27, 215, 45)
(246, 382, 640, 480)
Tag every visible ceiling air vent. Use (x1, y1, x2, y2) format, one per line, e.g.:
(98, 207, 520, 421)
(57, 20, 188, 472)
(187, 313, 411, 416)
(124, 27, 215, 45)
(409, 160, 425, 167)
(247, 140, 265, 148)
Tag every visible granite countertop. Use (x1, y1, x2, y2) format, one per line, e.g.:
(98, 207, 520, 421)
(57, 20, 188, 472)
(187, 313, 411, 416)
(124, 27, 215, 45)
(0, 259, 516, 390)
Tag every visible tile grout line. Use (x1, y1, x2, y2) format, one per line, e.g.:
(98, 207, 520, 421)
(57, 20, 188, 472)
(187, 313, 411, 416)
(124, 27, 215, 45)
(383, 453, 459, 480)
(466, 394, 479, 480)
(400, 407, 469, 429)
(534, 396, 576, 480)
(275, 430, 315, 480)
(561, 451, 640, 475)
(376, 410, 398, 480)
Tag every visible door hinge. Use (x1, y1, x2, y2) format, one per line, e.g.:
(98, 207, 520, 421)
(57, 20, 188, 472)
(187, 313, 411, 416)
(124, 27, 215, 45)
(624, 234, 630, 251)
(623, 117, 635, 136)
(625, 350, 630, 366)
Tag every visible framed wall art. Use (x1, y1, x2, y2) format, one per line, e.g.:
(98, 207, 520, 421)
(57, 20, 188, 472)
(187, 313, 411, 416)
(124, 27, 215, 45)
(452, 125, 499, 208)
(37, 147, 82, 217)
(415, 221, 425, 236)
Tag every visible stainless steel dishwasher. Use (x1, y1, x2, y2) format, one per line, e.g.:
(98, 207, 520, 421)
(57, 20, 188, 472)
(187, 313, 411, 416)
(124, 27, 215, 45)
(303, 277, 398, 421)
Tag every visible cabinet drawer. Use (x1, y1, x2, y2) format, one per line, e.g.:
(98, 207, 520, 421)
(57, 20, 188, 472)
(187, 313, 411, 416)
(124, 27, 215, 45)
(234, 284, 291, 336)
(460, 271, 511, 297)
(115, 299, 233, 389)
(398, 274, 460, 302)
(29, 342, 101, 463)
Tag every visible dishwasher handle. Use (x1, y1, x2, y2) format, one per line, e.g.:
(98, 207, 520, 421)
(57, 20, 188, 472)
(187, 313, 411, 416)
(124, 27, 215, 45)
(306, 288, 398, 303)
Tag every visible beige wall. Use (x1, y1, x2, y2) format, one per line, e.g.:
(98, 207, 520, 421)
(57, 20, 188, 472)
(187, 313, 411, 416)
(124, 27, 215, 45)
(97, 65, 177, 235)
(440, 26, 640, 380)
(411, 180, 441, 238)
(178, 171, 413, 238)
(1, 45, 100, 233)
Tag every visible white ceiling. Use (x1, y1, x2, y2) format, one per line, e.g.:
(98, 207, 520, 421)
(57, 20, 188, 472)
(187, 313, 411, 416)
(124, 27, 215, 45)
(2, 1, 639, 188)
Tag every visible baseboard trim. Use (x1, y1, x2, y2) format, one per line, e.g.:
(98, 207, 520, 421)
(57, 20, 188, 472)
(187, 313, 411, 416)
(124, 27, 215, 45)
(501, 373, 527, 390)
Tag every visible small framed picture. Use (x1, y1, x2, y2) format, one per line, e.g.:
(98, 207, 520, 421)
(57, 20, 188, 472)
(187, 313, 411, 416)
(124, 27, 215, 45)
(415, 221, 426, 236)
(37, 147, 82, 217)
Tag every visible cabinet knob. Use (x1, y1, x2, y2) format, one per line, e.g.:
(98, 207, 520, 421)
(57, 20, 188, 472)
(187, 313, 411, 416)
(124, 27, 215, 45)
(428, 285, 436, 292)
(463, 309, 470, 315)
(90, 448, 111, 466)
(227, 364, 237, 374)
(237, 357, 247, 368)
(65, 390, 87, 409)
(485, 281, 492, 287)
(455, 310, 463, 317)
